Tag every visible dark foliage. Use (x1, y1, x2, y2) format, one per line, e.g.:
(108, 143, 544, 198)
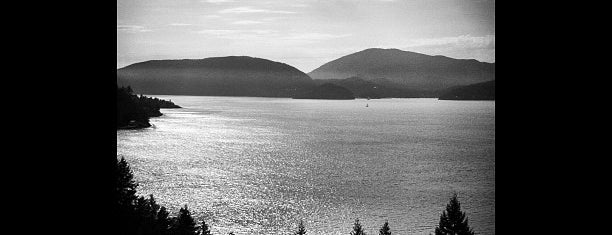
(200, 220, 211, 235)
(438, 80, 495, 100)
(294, 220, 306, 235)
(113, 157, 138, 234)
(351, 219, 366, 235)
(379, 221, 391, 235)
(114, 157, 197, 235)
(117, 85, 181, 129)
(171, 205, 199, 235)
(156, 206, 172, 235)
(115, 157, 138, 208)
(434, 193, 475, 235)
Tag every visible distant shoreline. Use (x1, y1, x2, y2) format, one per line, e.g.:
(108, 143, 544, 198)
(137, 95, 495, 101)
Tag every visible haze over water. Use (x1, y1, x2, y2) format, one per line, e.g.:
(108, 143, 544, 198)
(117, 96, 495, 235)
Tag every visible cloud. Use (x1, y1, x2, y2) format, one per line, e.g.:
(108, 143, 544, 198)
(117, 25, 152, 33)
(401, 35, 495, 62)
(196, 29, 277, 37)
(202, 0, 235, 3)
(169, 23, 192, 26)
(219, 7, 296, 14)
(282, 32, 352, 42)
(406, 35, 495, 49)
(196, 29, 349, 45)
(232, 20, 264, 25)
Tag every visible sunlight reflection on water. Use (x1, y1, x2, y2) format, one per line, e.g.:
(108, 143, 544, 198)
(117, 97, 495, 235)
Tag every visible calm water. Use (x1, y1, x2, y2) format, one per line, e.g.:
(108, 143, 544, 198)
(117, 96, 495, 235)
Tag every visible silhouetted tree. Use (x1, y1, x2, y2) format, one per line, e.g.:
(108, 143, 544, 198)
(434, 193, 475, 235)
(133, 194, 164, 235)
(117, 85, 180, 129)
(379, 221, 391, 235)
(115, 157, 138, 208)
(114, 155, 204, 235)
(172, 205, 198, 235)
(156, 206, 172, 235)
(114, 157, 140, 234)
(294, 220, 306, 235)
(199, 220, 211, 235)
(351, 219, 366, 235)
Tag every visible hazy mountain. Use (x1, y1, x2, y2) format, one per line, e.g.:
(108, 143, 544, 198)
(308, 48, 495, 91)
(439, 80, 495, 100)
(117, 56, 315, 97)
(293, 83, 355, 100)
(313, 76, 434, 98)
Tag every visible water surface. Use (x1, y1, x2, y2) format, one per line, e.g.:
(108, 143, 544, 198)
(117, 96, 495, 235)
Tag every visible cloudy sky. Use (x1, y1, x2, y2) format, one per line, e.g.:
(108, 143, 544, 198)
(117, 0, 495, 72)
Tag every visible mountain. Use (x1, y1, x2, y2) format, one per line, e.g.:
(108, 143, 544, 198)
(439, 80, 495, 100)
(313, 76, 434, 98)
(308, 48, 495, 91)
(117, 56, 315, 97)
(293, 83, 355, 100)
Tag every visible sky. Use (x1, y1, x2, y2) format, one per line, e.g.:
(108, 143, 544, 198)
(117, 0, 495, 72)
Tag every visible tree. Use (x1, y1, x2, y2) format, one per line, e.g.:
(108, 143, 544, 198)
(114, 157, 140, 235)
(172, 205, 199, 235)
(133, 194, 164, 235)
(379, 221, 391, 235)
(200, 220, 211, 235)
(434, 193, 475, 235)
(156, 206, 171, 235)
(294, 220, 306, 235)
(115, 157, 138, 208)
(351, 219, 366, 235)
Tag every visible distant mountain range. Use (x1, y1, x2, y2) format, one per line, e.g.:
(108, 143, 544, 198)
(293, 83, 355, 100)
(117, 49, 495, 99)
(439, 80, 495, 100)
(117, 56, 315, 97)
(308, 48, 495, 92)
(313, 76, 434, 98)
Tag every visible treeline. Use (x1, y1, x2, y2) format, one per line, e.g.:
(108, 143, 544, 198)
(114, 157, 211, 235)
(114, 157, 475, 235)
(117, 85, 181, 129)
(438, 80, 495, 101)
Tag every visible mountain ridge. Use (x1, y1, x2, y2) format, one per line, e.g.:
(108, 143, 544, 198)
(308, 48, 494, 91)
(117, 56, 315, 97)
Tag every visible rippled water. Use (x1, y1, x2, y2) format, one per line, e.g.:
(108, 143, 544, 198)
(117, 96, 495, 235)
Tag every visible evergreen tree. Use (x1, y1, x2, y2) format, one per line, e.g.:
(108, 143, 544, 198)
(172, 205, 199, 235)
(134, 194, 163, 235)
(351, 219, 366, 235)
(114, 157, 140, 235)
(294, 219, 306, 235)
(115, 157, 138, 208)
(156, 206, 171, 235)
(200, 220, 211, 235)
(434, 193, 475, 235)
(379, 221, 391, 235)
